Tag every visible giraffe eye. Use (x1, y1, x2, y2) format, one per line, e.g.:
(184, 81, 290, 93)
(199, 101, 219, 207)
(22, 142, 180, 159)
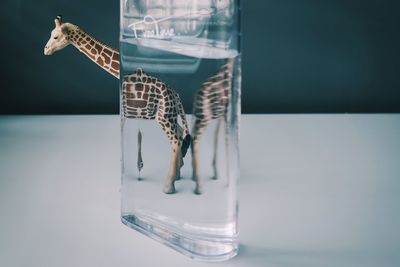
(54, 36, 59, 40)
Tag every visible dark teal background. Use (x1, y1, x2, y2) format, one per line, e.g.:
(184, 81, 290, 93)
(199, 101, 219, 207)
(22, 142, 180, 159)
(1, 0, 399, 114)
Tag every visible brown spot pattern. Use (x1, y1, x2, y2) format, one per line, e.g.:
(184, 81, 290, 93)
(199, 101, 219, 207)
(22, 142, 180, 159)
(103, 49, 113, 57)
(112, 53, 119, 61)
(127, 100, 147, 108)
(95, 43, 102, 54)
(96, 57, 104, 66)
(111, 61, 119, 70)
(102, 53, 111, 64)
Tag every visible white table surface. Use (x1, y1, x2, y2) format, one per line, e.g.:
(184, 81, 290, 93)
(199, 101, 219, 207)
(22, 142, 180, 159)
(0, 115, 399, 267)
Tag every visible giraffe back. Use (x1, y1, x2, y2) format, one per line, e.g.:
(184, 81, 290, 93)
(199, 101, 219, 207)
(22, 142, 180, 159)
(122, 69, 168, 119)
(193, 59, 234, 120)
(122, 69, 190, 131)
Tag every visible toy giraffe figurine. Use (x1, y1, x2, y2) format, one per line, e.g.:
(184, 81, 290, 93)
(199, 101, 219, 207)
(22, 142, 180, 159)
(191, 58, 235, 194)
(44, 15, 191, 194)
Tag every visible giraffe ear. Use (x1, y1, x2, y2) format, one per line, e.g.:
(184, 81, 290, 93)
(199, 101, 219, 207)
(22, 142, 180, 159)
(54, 15, 62, 28)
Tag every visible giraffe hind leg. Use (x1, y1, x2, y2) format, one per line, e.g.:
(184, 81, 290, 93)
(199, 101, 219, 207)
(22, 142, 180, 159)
(191, 117, 210, 194)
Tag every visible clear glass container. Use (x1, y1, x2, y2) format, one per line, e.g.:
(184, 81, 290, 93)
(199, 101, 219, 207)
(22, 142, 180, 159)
(120, 0, 241, 261)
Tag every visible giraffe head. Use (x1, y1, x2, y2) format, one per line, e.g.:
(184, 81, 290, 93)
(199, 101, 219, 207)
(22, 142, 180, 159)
(44, 15, 71, 55)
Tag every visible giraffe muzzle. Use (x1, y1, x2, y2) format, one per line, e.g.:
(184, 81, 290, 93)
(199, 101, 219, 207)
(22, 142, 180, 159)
(44, 46, 51, 55)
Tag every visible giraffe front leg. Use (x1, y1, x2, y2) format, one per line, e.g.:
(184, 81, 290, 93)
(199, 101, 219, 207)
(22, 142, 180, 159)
(137, 129, 144, 180)
(163, 142, 181, 194)
(191, 138, 203, 195)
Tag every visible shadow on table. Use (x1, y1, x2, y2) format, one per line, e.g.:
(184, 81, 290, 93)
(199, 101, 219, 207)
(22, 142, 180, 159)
(225, 244, 385, 267)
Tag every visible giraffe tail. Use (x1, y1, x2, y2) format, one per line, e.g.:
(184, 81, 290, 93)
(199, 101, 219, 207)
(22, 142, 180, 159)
(175, 93, 191, 158)
(181, 134, 191, 158)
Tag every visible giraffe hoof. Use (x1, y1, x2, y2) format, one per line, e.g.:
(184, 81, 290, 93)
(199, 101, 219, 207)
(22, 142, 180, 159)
(194, 185, 203, 195)
(163, 184, 176, 194)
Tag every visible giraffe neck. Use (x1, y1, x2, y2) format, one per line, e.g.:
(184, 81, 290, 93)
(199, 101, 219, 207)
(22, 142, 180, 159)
(68, 25, 120, 79)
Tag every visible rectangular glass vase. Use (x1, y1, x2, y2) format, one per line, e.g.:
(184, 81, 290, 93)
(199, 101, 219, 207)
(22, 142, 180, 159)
(120, 0, 241, 261)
